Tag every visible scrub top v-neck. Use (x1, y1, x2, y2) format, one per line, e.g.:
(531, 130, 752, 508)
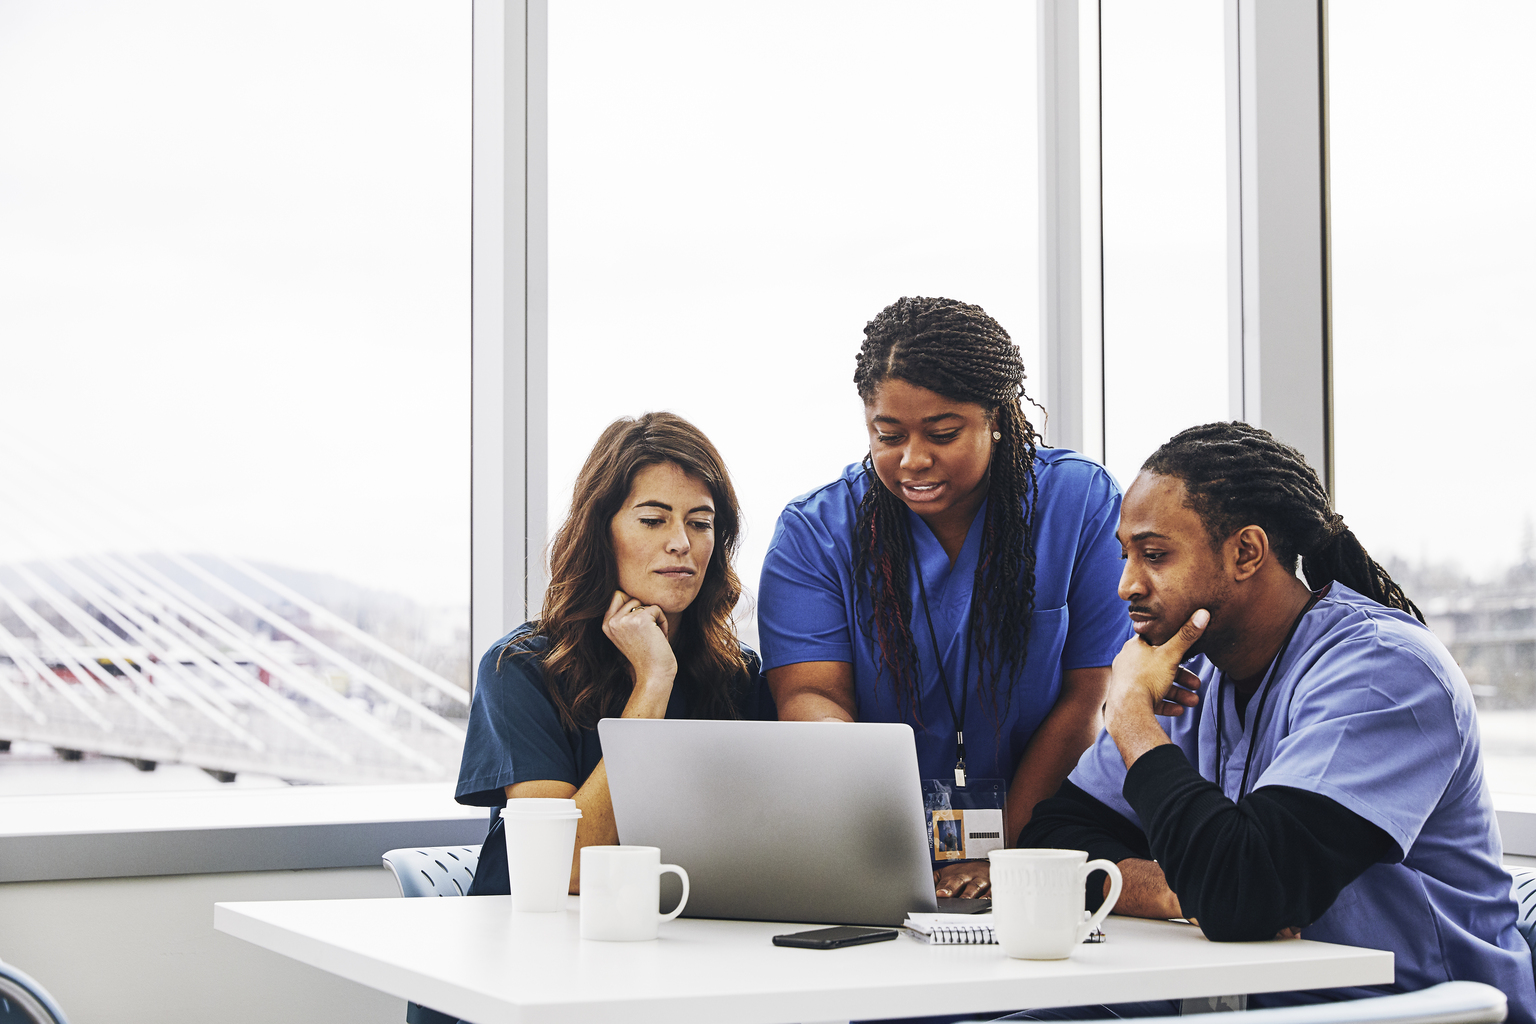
(757, 448, 1130, 783)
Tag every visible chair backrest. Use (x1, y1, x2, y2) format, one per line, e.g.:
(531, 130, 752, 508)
(381, 846, 482, 899)
(1512, 866, 1536, 974)
(380, 848, 483, 1024)
(0, 960, 71, 1024)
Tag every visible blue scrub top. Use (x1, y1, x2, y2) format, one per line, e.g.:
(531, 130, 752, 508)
(757, 450, 1130, 783)
(1070, 584, 1536, 1021)
(455, 623, 771, 808)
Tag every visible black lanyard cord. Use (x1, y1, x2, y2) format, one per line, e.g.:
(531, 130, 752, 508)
(906, 518, 975, 787)
(1216, 590, 1323, 801)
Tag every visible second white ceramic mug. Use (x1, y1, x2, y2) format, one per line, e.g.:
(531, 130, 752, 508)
(988, 848, 1123, 960)
(580, 845, 690, 941)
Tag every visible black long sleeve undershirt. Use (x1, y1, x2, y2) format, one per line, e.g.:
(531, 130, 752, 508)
(1019, 746, 1396, 941)
(1021, 779, 1152, 872)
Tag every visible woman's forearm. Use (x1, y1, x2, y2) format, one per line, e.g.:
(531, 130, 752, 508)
(506, 673, 676, 893)
(765, 663, 857, 722)
(1004, 667, 1109, 844)
(505, 773, 613, 893)
(567, 760, 619, 890)
(566, 677, 680, 888)
(777, 689, 855, 722)
(621, 672, 674, 719)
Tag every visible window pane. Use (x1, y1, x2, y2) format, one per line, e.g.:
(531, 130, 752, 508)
(1330, 0, 1536, 794)
(0, 1, 471, 793)
(547, 1, 1038, 644)
(1101, 0, 1228, 487)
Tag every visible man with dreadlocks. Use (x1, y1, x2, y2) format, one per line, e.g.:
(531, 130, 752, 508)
(1019, 422, 1534, 1020)
(758, 296, 1131, 900)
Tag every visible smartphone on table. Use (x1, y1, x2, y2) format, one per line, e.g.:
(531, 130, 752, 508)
(772, 926, 900, 949)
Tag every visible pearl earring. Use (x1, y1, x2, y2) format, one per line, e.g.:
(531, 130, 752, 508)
(993, 431, 1002, 441)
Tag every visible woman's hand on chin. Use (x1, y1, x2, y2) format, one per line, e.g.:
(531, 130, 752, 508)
(602, 590, 678, 713)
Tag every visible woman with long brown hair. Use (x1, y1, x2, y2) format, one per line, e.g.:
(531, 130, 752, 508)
(455, 412, 769, 895)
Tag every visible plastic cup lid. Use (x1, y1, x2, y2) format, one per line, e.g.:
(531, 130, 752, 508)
(500, 809, 583, 820)
(501, 799, 582, 819)
(506, 797, 576, 810)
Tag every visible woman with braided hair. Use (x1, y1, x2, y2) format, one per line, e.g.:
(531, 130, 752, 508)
(758, 296, 1130, 900)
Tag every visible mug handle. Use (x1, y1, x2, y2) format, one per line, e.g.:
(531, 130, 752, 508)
(658, 864, 690, 923)
(1076, 859, 1123, 943)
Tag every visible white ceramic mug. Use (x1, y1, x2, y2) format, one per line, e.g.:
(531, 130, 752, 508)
(501, 798, 583, 913)
(579, 845, 690, 941)
(988, 848, 1123, 960)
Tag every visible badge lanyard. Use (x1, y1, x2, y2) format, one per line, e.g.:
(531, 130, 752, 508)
(1214, 590, 1322, 801)
(907, 519, 976, 787)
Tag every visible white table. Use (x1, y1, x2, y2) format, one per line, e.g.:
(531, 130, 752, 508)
(214, 896, 1394, 1024)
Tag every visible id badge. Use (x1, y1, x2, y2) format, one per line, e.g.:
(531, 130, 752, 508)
(922, 777, 1007, 864)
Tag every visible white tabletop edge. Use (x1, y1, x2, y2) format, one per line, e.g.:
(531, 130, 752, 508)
(213, 899, 1396, 1024)
(213, 902, 448, 1010)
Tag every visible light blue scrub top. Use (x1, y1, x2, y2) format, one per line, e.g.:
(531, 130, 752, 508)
(1071, 583, 1536, 1021)
(758, 450, 1131, 784)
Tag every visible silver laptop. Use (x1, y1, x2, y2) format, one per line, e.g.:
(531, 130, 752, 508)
(598, 718, 939, 927)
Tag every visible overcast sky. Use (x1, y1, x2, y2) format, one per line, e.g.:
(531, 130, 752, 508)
(1329, 0, 1535, 576)
(0, 1, 471, 605)
(0, 0, 1530, 621)
(545, 1, 1036, 633)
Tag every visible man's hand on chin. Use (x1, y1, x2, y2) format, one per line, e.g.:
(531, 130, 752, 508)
(1105, 609, 1209, 769)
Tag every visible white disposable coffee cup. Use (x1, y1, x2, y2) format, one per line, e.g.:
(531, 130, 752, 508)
(988, 848, 1123, 960)
(579, 845, 690, 941)
(501, 799, 583, 913)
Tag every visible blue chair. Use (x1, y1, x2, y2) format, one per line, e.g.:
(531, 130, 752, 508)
(1513, 866, 1536, 973)
(0, 960, 70, 1024)
(382, 846, 484, 1024)
(382, 846, 482, 899)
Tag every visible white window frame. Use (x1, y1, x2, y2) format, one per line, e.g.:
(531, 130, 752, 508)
(1224, 0, 1332, 486)
(471, 0, 549, 661)
(1038, 0, 1104, 458)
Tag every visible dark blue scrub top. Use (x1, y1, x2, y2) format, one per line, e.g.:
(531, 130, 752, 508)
(757, 450, 1130, 783)
(454, 622, 771, 895)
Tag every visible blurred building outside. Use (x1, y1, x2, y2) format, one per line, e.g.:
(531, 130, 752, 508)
(0, 553, 470, 792)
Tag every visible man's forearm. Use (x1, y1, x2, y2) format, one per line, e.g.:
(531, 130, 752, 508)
(1109, 857, 1183, 920)
(1104, 695, 1173, 770)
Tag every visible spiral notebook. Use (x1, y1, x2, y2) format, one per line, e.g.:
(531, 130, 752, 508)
(902, 913, 1106, 946)
(904, 912, 998, 944)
